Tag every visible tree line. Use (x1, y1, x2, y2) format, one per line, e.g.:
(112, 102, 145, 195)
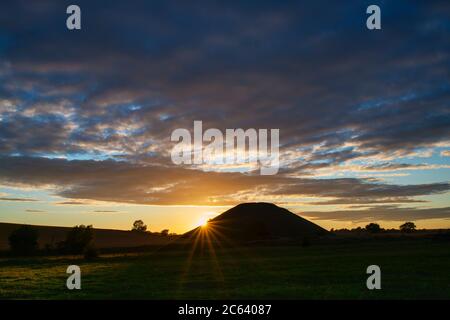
(331, 222, 417, 233)
(8, 224, 97, 259)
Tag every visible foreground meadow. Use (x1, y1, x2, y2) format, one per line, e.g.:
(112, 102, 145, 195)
(1, 239, 449, 299)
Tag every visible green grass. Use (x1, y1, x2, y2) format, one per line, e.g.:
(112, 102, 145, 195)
(1, 239, 450, 299)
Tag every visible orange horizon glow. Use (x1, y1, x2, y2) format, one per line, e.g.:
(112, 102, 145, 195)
(2, 203, 450, 234)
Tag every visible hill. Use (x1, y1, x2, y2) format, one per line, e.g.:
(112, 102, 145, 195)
(183, 202, 329, 242)
(0, 222, 175, 251)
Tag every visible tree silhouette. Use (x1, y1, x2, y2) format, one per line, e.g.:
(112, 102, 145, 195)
(365, 223, 382, 233)
(8, 225, 39, 256)
(400, 222, 416, 233)
(132, 220, 147, 232)
(160, 229, 169, 236)
(60, 225, 94, 254)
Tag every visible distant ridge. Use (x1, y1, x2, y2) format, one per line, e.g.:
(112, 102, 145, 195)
(184, 202, 328, 241)
(0, 222, 173, 251)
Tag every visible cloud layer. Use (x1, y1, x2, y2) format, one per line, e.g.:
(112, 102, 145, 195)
(0, 1, 449, 222)
(0, 156, 448, 208)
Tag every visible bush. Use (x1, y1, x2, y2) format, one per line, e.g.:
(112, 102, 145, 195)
(8, 225, 39, 256)
(60, 225, 94, 254)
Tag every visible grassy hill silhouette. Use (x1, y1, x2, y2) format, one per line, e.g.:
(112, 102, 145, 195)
(0, 222, 174, 251)
(184, 202, 329, 242)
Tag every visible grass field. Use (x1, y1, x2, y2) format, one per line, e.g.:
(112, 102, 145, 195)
(1, 239, 450, 299)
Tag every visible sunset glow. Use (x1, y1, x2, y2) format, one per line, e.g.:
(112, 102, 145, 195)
(198, 217, 209, 228)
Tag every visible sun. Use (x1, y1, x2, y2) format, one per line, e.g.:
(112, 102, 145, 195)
(197, 211, 216, 228)
(198, 217, 209, 228)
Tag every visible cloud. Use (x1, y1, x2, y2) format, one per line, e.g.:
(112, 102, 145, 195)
(55, 201, 90, 205)
(0, 1, 448, 224)
(303, 206, 450, 222)
(25, 209, 46, 213)
(309, 198, 428, 205)
(0, 197, 38, 202)
(0, 0, 448, 167)
(0, 156, 448, 207)
(0, 113, 74, 155)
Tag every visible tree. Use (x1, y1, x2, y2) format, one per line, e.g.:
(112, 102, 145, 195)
(400, 222, 416, 233)
(160, 229, 169, 236)
(365, 223, 382, 233)
(8, 225, 39, 255)
(60, 225, 94, 254)
(132, 220, 147, 232)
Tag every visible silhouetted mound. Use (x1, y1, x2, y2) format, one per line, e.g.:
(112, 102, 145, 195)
(184, 203, 328, 242)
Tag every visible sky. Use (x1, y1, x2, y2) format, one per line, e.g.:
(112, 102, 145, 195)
(0, 0, 449, 233)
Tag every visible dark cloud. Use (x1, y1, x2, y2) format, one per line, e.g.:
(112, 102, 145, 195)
(303, 206, 450, 222)
(271, 178, 450, 199)
(0, 113, 74, 155)
(362, 163, 427, 171)
(0, 156, 448, 206)
(309, 198, 428, 205)
(0, 0, 448, 164)
(55, 201, 88, 205)
(0, 197, 38, 202)
(25, 209, 46, 213)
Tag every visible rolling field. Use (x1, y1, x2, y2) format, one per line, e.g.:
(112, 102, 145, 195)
(1, 239, 450, 299)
